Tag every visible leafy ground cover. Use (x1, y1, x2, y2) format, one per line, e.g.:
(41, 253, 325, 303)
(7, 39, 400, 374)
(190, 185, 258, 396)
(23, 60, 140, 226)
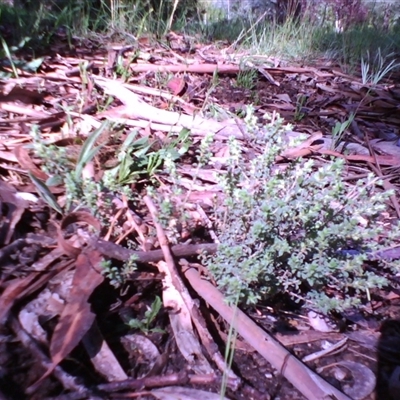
(1, 2, 400, 399)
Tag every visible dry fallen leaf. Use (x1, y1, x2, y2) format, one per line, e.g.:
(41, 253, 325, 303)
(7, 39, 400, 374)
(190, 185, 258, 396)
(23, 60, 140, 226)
(29, 249, 105, 392)
(167, 77, 186, 96)
(0, 180, 29, 245)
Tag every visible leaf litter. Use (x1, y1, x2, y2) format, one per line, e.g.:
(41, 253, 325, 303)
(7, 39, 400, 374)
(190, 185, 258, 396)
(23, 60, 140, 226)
(0, 32, 400, 400)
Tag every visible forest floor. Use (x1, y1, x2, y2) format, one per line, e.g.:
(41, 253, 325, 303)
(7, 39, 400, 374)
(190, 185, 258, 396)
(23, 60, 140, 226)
(0, 31, 400, 400)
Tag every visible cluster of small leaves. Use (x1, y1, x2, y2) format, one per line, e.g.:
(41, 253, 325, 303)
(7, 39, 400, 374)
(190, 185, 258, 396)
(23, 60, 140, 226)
(205, 113, 400, 313)
(30, 122, 192, 218)
(126, 295, 165, 335)
(30, 123, 108, 213)
(101, 254, 138, 289)
(146, 132, 215, 244)
(30, 126, 72, 176)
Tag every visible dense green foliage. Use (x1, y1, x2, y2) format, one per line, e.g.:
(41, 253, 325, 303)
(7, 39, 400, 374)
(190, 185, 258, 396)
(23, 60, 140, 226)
(205, 111, 400, 313)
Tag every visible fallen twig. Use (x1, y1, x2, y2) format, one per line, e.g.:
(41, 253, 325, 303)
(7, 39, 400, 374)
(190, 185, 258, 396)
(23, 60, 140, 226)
(182, 265, 351, 400)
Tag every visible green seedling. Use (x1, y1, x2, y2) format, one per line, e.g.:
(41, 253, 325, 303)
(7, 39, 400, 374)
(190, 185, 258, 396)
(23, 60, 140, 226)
(202, 69, 220, 113)
(105, 127, 191, 185)
(127, 296, 165, 335)
(1, 37, 19, 78)
(294, 94, 308, 121)
(331, 114, 354, 150)
(101, 254, 138, 288)
(75, 120, 109, 181)
(235, 69, 258, 90)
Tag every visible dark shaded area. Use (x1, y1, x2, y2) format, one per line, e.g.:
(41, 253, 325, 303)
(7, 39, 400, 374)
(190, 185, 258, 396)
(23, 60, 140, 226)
(376, 319, 400, 400)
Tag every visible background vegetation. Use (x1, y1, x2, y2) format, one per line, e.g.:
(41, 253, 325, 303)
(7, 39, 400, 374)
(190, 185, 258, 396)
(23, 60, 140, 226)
(1, 0, 400, 70)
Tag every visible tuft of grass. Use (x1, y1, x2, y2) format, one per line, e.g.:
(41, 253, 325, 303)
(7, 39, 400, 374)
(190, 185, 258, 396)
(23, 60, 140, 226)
(244, 18, 316, 62)
(0, 1, 109, 52)
(311, 24, 400, 73)
(235, 68, 258, 90)
(361, 48, 400, 85)
(331, 113, 354, 150)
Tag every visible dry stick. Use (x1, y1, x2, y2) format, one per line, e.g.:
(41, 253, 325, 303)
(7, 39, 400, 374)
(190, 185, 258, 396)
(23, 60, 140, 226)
(302, 337, 348, 363)
(143, 195, 239, 385)
(92, 239, 218, 263)
(93, 76, 245, 140)
(97, 372, 231, 393)
(182, 267, 351, 400)
(92, 237, 400, 266)
(179, 258, 239, 385)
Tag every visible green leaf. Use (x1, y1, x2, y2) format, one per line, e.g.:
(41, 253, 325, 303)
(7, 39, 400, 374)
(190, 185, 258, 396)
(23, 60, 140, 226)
(146, 296, 162, 324)
(46, 175, 63, 186)
(1, 37, 18, 78)
(120, 129, 140, 153)
(28, 172, 63, 214)
(24, 57, 44, 72)
(75, 121, 109, 180)
(127, 319, 144, 329)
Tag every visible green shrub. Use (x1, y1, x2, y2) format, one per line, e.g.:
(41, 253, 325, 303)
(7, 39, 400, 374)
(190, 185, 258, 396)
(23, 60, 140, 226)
(205, 111, 399, 313)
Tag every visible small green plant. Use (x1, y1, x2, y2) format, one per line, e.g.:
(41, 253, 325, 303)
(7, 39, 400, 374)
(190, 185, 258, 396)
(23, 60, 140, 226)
(29, 121, 109, 213)
(1, 37, 19, 78)
(220, 298, 239, 400)
(0, 36, 44, 78)
(101, 254, 138, 288)
(147, 130, 214, 243)
(361, 48, 400, 85)
(205, 111, 400, 314)
(30, 120, 191, 217)
(331, 113, 354, 150)
(202, 69, 220, 113)
(114, 53, 135, 81)
(126, 296, 165, 335)
(294, 94, 308, 121)
(102, 127, 191, 186)
(235, 68, 257, 90)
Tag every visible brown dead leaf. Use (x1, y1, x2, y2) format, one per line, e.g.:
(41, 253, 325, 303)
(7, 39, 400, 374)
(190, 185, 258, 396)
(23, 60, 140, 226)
(278, 132, 324, 160)
(0, 264, 62, 323)
(274, 93, 292, 103)
(57, 211, 101, 258)
(258, 67, 280, 86)
(167, 77, 186, 96)
(385, 291, 400, 301)
(370, 139, 400, 157)
(0, 181, 28, 245)
(0, 150, 18, 163)
(50, 249, 104, 365)
(319, 149, 400, 166)
(0, 84, 44, 104)
(30, 249, 104, 392)
(14, 145, 49, 181)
